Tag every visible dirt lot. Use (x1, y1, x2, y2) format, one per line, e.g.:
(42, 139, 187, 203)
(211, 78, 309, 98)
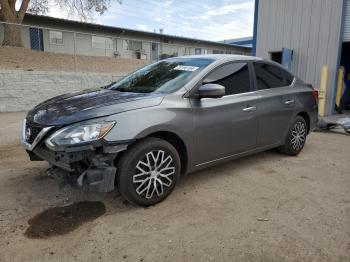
(0, 47, 148, 74)
(0, 112, 349, 262)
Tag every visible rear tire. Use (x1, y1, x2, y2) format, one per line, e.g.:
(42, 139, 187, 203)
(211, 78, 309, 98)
(279, 116, 307, 156)
(116, 137, 181, 206)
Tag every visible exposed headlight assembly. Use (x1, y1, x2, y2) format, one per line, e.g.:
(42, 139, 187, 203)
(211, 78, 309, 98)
(45, 121, 115, 149)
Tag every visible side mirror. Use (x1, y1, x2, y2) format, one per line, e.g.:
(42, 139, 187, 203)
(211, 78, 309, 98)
(197, 83, 225, 99)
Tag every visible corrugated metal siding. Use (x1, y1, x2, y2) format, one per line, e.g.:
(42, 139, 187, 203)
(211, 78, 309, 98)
(344, 0, 350, 41)
(256, 0, 344, 115)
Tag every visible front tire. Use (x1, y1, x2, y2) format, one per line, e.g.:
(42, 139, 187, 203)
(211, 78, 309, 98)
(279, 116, 307, 156)
(117, 137, 181, 206)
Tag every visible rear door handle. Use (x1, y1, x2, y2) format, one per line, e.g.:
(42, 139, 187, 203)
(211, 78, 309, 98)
(243, 106, 257, 112)
(284, 99, 295, 105)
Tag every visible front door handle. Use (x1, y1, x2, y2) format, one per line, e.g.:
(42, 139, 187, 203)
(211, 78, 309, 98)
(284, 99, 295, 105)
(243, 106, 257, 112)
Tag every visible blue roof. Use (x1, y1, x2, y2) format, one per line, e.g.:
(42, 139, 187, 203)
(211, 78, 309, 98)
(222, 37, 253, 49)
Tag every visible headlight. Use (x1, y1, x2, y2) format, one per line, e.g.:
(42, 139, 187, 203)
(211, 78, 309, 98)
(45, 121, 115, 148)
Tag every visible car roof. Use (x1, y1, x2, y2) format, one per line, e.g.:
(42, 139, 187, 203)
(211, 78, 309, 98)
(175, 54, 263, 62)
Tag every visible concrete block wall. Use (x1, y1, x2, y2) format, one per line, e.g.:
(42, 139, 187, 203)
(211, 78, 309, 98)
(0, 70, 124, 112)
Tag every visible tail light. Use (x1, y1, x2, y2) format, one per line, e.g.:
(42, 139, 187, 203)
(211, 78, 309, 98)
(311, 87, 319, 103)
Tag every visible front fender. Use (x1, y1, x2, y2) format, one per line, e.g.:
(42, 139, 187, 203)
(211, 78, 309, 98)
(102, 105, 194, 150)
(133, 124, 186, 140)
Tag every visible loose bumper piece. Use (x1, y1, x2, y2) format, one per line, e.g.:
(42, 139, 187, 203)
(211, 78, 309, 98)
(20, 119, 125, 193)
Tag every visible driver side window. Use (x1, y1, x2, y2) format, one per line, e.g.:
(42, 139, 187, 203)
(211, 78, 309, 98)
(203, 62, 251, 96)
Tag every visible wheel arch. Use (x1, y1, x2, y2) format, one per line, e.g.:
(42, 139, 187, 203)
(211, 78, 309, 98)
(147, 131, 188, 175)
(296, 111, 311, 134)
(116, 128, 189, 176)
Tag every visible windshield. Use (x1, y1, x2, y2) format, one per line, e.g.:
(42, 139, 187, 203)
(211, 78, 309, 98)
(108, 58, 214, 94)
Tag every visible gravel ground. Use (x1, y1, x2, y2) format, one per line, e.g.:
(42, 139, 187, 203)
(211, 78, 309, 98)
(0, 112, 349, 262)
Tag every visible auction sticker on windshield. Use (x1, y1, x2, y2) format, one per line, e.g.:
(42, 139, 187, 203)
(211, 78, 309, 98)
(173, 65, 199, 71)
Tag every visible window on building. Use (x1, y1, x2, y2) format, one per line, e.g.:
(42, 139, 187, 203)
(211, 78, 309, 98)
(195, 48, 202, 55)
(253, 62, 294, 90)
(129, 40, 142, 51)
(122, 40, 128, 50)
(92, 36, 113, 49)
(151, 43, 158, 51)
(213, 50, 224, 54)
(49, 30, 63, 45)
(203, 62, 251, 96)
(123, 40, 142, 51)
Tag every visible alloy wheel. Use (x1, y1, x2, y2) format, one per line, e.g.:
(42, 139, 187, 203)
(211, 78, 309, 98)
(291, 121, 306, 151)
(133, 150, 175, 199)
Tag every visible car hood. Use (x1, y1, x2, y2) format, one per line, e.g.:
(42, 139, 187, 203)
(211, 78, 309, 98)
(26, 88, 164, 126)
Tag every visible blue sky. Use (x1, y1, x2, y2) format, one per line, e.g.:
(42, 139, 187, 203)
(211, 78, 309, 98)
(47, 0, 255, 41)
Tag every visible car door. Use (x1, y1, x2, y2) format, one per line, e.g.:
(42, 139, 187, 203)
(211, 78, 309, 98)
(190, 62, 259, 165)
(252, 62, 296, 147)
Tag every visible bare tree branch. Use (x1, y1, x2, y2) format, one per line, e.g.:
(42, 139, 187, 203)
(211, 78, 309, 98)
(9, 0, 16, 11)
(0, 0, 10, 11)
(0, 0, 12, 20)
(53, 0, 114, 21)
(27, 0, 49, 14)
(18, 0, 30, 21)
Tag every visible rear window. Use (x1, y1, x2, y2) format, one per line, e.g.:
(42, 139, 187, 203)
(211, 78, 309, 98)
(253, 62, 294, 90)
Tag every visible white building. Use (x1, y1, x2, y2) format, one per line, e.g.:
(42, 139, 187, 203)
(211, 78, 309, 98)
(0, 14, 250, 62)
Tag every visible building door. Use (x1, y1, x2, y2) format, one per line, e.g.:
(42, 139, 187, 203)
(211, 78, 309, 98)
(29, 27, 44, 51)
(270, 48, 294, 71)
(338, 42, 350, 112)
(151, 43, 159, 61)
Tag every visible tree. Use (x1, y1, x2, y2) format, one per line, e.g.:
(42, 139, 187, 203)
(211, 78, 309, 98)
(0, 0, 30, 46)
(0, 0, 119, 46)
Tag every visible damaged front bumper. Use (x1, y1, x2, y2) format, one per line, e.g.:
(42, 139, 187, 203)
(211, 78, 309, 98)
(20, 119, 129, 193)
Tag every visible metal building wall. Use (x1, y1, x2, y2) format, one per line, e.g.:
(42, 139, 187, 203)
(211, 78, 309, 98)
(256, 0, 344, 115)
(344, 0, 350, 41)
